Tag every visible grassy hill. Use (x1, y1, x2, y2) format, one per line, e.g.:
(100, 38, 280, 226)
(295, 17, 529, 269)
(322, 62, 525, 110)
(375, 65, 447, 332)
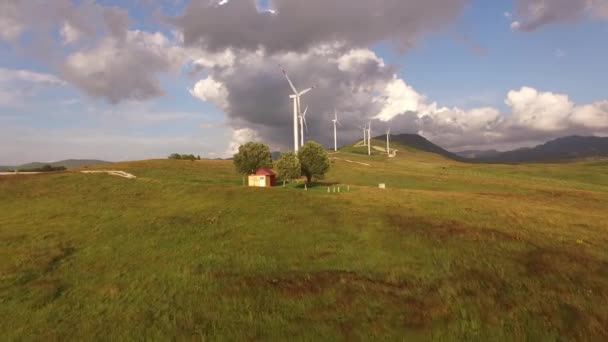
(1, 147, 608, 340)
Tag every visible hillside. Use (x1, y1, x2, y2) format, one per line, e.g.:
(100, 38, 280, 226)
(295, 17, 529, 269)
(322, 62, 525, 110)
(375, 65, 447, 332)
(473, 136, 608, 164)
(0, 159, 112, 171)
(1, 153, 608, 340)
(370, 134, 468, 162)
(454, 149, 501, 159)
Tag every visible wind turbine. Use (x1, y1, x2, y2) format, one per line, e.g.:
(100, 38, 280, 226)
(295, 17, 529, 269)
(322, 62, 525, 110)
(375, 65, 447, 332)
(386, 127, 391, 154)
(367, 121, 372, 156)
(279, 65, 315, 152)
(332, 109, 341, 152)
(358, 124, 367, 146)
(299, 106, 308, 147)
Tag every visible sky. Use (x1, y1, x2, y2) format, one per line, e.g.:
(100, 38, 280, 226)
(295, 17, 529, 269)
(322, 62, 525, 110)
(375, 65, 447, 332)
(0, 0, 607, 164)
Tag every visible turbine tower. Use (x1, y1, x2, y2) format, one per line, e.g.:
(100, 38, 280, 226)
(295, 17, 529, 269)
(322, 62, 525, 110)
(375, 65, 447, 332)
(332, 109, 341, 152)
(367, 121, 372, 156)
(386, 127, 391, 154)
(279, 65, 315, 152)
(299, 106, 308, 147)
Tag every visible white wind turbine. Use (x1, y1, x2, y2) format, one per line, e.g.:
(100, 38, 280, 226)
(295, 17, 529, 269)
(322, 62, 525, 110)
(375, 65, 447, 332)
(279, 65, 315, 152)
(386, 126, 391, 154)
(367, 121, 372, 156)
(332, 109, 341, 152)
(299, 106, 308, 147)
(359, 123, 367, 146)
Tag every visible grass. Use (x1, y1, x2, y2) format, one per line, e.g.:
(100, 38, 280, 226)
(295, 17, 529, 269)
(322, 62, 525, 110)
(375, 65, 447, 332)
(1, 144, 608, 340)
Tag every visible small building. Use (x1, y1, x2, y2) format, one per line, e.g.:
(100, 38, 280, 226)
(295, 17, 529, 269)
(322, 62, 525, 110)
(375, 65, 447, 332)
(248, 168, 276, 187)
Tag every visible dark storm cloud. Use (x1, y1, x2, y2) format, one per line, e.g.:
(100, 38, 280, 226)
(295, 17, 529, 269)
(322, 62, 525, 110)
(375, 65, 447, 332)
(191, 46, 402, 150)
(174, 0, 468, 53)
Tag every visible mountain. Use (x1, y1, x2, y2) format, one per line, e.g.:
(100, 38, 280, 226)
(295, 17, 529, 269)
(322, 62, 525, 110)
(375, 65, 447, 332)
(475, 136, 608, 164)
(379, 134, 468, 162)
(455, 149, 501, 159)
(1, 159, 112, 171)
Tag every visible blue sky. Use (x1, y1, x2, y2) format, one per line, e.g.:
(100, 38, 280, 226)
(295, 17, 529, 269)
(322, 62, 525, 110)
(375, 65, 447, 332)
(1, 0, 607, 164)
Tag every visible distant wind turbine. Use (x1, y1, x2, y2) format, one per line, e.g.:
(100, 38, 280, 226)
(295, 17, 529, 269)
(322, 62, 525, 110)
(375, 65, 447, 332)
(299, 106, 308, 147)
(358, 123, 367, 146)
(332, 109, 341, 152)
(367, 121, 372, 156)
(279, 64, 315, 152)
(386, 127, 391, 154)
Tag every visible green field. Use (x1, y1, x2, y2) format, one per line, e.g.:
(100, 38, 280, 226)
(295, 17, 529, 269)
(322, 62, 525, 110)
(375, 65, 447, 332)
(1, 142, 608, 340)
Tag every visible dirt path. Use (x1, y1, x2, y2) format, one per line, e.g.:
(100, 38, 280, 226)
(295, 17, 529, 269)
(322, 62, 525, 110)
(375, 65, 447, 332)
(81, 170, 136, 179)
(330, 158, 371, 166)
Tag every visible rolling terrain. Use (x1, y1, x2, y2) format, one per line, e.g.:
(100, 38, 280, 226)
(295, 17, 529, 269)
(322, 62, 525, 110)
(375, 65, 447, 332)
(455, 136, 608, 164)
(1, 142, 607, 340)
(0, 159, 111, 172)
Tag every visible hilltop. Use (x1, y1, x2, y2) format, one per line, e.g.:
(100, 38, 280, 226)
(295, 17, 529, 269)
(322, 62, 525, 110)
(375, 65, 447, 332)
(365, 134, 608, 164)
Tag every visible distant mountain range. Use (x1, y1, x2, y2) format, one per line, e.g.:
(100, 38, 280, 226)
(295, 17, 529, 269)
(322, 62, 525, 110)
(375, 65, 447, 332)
(0, 159, 112, 171)
(465, 136, 608, 164)
(378, 134, 608, 164)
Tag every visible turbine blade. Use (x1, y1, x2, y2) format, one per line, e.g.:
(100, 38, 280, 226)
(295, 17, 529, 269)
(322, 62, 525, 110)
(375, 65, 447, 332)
(299, 86, 316, 96)
(303, 116, 308, 132)
(278, 64, 298, 94)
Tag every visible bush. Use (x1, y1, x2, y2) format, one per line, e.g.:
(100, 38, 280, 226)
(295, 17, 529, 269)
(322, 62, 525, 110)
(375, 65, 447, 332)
(169, 153, 198, 161)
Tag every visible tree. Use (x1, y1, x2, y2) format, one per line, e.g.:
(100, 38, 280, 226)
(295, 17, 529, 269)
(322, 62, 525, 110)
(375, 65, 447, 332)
(196, 155, 201, 160)
(275, 152, 301, 186)
(233, 142, 273, 183)
(298, 141, 330, 184)
(169, 153, 182, 160)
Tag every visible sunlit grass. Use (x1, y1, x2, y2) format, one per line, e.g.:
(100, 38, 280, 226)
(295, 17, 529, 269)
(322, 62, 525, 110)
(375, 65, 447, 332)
(1, 150, 607, 340)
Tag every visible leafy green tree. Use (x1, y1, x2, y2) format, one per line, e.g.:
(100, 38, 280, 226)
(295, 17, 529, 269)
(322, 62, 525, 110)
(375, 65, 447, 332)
(169, 153, 182, 160)
(298, 141, 330, 184)
(196, 155, 201, 160)
(276, 152, 301, 186)
(233, 142, 273, 184)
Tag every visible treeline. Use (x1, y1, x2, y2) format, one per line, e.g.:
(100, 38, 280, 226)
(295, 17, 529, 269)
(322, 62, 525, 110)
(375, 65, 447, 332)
(16, 165, 67, 172)
(168, 153, 201, 161)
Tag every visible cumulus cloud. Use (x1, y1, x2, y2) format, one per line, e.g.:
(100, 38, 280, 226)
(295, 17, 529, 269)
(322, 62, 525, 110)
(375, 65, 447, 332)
(186, 39, 608, 153)
(228, 128, 261, 155)
(62, 30, 185, 103)
(174, 0, 468, 53)
(511, 0, 608, 31)
(1, 0, 186, 104)
(190, 77, 230, 111)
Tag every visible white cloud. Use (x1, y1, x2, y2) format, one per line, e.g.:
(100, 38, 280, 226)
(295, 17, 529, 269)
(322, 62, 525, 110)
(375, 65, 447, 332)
(227, 128, 261, 155)
(62, 30, 186, 103)
(189, 77, 230, 111)
(374, 77, 426, 121)
(0, 68, 66, 85)
(337, 49, 386, 72)
(570, 101, 608, 129)
(505, 87, 574, 131)
(60, 21, 83, 45)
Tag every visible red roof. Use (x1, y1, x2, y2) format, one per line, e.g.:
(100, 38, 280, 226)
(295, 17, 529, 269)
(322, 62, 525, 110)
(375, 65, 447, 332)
(255, 168, 276, 176)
